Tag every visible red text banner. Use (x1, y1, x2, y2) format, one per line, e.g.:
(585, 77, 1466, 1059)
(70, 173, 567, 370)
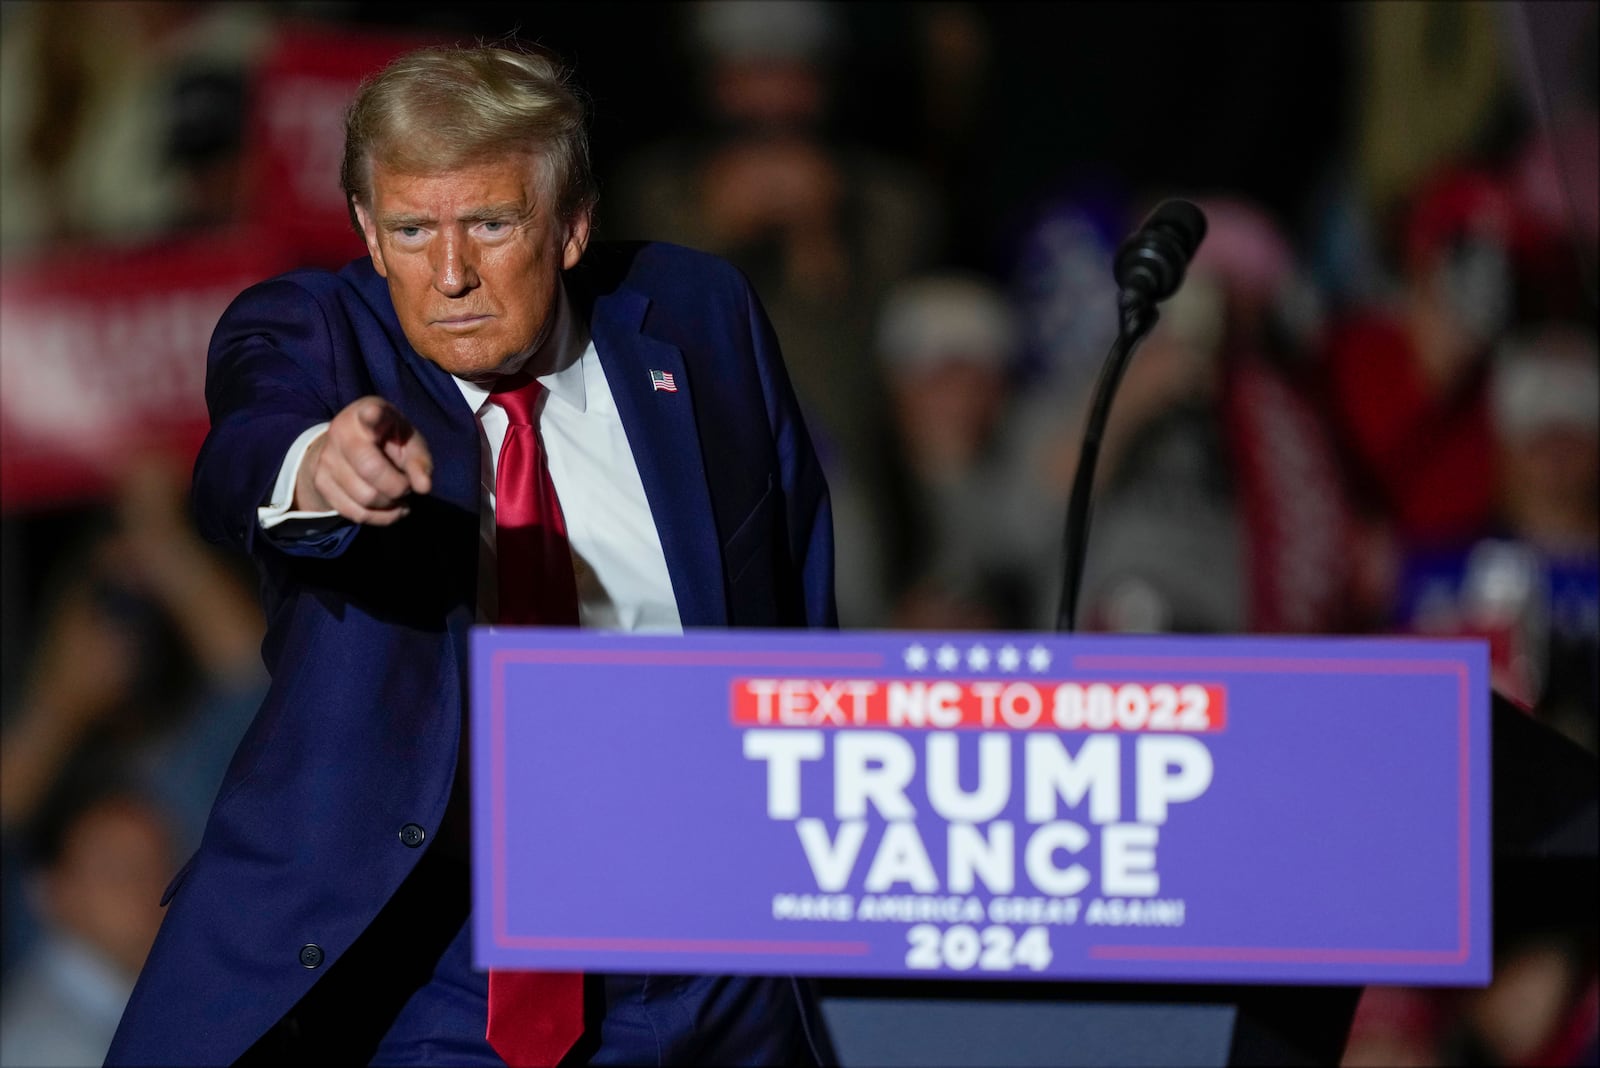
(730, 678, 1227, 732)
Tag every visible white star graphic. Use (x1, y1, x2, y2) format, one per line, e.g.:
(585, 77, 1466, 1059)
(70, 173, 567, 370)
(997, 644, 1021, 672)
(904, 643, 929, 671)
(1027, 645, 1053, 673)
(966, 644, 992, 671)
(935, 644, 961, 671)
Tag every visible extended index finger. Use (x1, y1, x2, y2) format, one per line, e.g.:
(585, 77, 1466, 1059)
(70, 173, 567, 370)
(380, 429, 433, 496)
(347, 397, 430, 496)
(356, 398, 413, 444)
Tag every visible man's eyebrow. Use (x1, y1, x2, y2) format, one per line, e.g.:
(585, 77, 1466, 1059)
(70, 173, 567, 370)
(458, 202, 529, 223)
(378, 211, 433, 229)
(377, 203, 529, 229)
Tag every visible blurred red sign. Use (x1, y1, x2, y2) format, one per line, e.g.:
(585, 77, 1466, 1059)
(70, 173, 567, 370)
(1, 21, 444, 512)
(0, 229, 295, 511)
(243, 21, 442, 269)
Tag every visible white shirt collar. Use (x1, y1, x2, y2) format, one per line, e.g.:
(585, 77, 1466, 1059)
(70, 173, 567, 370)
(454, 278, 589, 415)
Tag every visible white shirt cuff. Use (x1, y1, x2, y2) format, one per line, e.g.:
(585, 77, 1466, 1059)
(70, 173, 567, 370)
(258, 422, 339, 529)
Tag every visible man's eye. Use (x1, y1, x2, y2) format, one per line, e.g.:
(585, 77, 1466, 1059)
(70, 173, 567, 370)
(482, 220, 506, 233)
(398, 226, 422, 239)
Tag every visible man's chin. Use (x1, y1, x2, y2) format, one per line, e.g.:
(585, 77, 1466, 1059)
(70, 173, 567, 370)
(415, 344, 526, 382)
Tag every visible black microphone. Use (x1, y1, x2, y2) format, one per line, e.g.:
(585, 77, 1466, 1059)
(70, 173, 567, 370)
(1054, 197, 1208, 632)
(1113, 199, 1208, 303)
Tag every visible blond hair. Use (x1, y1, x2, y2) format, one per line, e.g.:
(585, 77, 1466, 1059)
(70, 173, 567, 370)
(340, 44, 597, 233)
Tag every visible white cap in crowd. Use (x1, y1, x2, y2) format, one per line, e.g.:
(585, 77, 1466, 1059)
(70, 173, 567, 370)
(876, 274, 1021, 372)
(1490, 325, 1600, 439)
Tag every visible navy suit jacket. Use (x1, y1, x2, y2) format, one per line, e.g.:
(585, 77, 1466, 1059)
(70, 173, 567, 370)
(106, 242, 836, 1066)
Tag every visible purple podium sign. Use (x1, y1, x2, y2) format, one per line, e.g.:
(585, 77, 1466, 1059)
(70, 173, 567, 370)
(470, 630, 1490, 987)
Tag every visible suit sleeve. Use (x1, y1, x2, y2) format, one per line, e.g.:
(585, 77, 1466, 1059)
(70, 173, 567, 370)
(743, 278, 839, 629)
(191, 277, 359, 561)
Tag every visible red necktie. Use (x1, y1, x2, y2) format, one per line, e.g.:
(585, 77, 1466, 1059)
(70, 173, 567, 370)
(483, 375, 585, 1067)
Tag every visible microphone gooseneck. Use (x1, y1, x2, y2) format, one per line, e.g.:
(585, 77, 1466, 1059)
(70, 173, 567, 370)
(1055, 199, 1208, 633)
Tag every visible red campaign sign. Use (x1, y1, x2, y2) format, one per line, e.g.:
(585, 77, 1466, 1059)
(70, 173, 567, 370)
(730, 678, 1228, 732)
(242, 21, 443, 270)
(0, 228, 295, 510)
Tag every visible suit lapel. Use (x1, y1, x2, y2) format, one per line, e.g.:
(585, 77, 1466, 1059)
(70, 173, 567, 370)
(347, 262, 482, 693)
(588, 285, 727, 628)
(390, 355, 478, 518)
(350, 263, 480, 518)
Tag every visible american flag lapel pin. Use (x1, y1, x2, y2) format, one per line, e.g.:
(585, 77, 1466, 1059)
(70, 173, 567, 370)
(649, 369, 678, 393)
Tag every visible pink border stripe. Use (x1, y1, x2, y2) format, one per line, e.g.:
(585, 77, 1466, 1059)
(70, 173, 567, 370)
(1070, 655, 1467, 675)
(493, 649, 886, 667)
(496, 935, 872, 955)
(1090, 945, 1466, 964)
(491, 656, 510, 947)
(1454, 663, 1471, 963)
(1073, 654, 1475, 967)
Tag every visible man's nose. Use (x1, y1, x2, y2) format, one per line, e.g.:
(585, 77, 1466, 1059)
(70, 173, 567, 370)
(432, 230, 478, 297)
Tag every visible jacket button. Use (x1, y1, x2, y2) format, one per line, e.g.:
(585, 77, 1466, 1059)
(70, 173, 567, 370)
(399, 823, 426, 848)
(299, 944, 324, 969)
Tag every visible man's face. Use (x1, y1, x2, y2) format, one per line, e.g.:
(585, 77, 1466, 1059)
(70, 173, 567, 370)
(355, 155, 590, 381)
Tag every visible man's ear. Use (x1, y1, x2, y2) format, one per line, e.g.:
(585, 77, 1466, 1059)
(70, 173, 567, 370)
(352, 199, 388, 279)
(561, 210, 592, 271)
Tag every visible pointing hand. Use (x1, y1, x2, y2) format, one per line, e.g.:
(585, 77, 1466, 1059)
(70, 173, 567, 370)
(295, 396, 434, 526)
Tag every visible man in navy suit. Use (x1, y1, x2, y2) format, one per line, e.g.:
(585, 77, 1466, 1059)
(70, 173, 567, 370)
(107, 44, 836, 1067)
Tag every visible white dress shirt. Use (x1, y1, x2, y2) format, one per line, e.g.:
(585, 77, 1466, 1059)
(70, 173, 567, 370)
(259, 281, 682, 634)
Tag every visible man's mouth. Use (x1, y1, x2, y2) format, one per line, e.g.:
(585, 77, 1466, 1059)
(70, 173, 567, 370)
(434, 315, 491, 331)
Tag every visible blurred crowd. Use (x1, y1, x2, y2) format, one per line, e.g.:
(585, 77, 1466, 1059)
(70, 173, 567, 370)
(0, 2, 1595, 1065)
